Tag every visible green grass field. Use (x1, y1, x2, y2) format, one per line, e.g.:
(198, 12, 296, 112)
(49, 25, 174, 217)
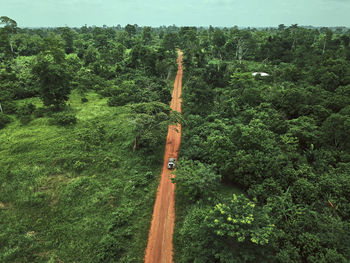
(0, 91, 162, 262)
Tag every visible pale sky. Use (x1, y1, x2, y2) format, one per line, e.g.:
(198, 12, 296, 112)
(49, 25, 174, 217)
(1, 0, 349, 28)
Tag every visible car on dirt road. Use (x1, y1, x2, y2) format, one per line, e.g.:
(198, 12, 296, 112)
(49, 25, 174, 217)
(168, 158, 176, 170)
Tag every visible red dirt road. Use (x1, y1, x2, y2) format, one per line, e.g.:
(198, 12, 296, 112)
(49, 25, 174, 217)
(144, 51, 183, 263)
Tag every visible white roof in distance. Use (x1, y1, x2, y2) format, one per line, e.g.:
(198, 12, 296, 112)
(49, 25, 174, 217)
(252, 72, 269, 77)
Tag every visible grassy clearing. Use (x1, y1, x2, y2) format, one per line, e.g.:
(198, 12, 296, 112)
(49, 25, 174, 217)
(0, 91, 162, 262)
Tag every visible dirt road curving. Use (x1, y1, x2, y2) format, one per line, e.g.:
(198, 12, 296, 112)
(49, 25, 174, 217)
(144, 50, 183, 263)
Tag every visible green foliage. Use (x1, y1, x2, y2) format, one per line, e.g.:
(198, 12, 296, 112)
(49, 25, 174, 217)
(321, 110, 350, 149)
(175, 25, 350, 262)
(33, 107, 47, 118)
(49, 112, 77, 126)
(172, 159, 221, 203)
(141, 26, 152, 44)
(205, 194, 274, 245)
(32, 52, 71, 109)
(182, 76, 214, 116)
(19, 115, 32, 125)
(175, 205, 215, 262)
(16, 102, 36, 116)
(125, 24, 136, 37)
(58, 27, 75, 54)
(161, 32, 179, 51)
(0, 16, 18, 60)
(0, 101, 17, 114)
(11, 56, 38, 99)
(0, 91, 160, 262)
(97, 203, 134, 262)
(0, 113, 11, 129)
(84, 46, 100, 65)
(128, 101, 172, 154)
(175, 201, 274, 263)
(106, 76, 172, 107)
(0, 21, 178, 263)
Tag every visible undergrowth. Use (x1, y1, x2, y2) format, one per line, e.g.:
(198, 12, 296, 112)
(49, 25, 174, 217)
(0, 91, 162, 262)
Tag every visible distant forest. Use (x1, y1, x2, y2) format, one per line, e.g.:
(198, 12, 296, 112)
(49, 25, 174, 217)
(1, 16, 350, 262)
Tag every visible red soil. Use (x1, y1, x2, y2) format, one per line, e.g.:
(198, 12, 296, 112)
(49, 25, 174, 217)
(144, 50, 183, 263)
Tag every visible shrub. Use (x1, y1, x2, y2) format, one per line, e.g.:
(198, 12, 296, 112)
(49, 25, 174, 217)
(107, 95, 128, 107)
(131, 171, 153, 187)
(16, 103, 36, 116)
(50, 112, 77, 126)
(77, 122, 106, 150)
(0, 114, 11, 129)
(97, 204, 134, 262)
(73, 160, 87, 172)
(19, 115, 32, 125)
(1, 101, 17, 114)
(33, 107, 47, 118)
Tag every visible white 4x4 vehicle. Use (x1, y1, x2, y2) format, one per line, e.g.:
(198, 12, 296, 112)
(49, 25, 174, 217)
(167, 158, 176, 170)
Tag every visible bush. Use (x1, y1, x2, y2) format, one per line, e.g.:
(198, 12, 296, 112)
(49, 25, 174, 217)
(107, 95, 129, 107)
(1, 101, 17, 114)
(73, 160, 87, 172)
(50, 112, 77, 126)
(131, 171, 153, 187)
(33, 107, 47, 118)
(16, 103, 36, 116)
(0, 114, 11, 129)
(97, 204, 134, 262)
(19, 115, 32, 125)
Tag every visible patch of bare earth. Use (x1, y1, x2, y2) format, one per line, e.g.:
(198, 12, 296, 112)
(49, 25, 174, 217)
(144, 50, 183, 263)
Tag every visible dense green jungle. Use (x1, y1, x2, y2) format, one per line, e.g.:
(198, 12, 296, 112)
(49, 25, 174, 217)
(1, 16, 350, 262)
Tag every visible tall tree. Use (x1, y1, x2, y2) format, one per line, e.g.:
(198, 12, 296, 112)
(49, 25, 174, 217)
(58, 27, 75, 54)
(32, 38, 71, 109)
(0, 16, 18, 60)
(141, 26, 152, 44)
(125, 24, 136, 37)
